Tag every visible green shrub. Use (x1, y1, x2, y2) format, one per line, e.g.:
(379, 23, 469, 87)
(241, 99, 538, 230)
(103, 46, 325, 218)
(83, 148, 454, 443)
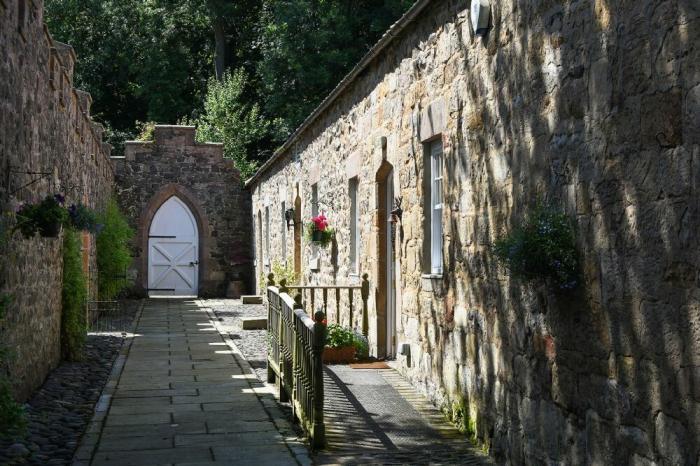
(62, 228, 87, 361)
(352, 331, 369, 359)
(326, 324, 355, 349)
(96, 198, 134, 299)
(493, 203, 579, 291)
(135, 121, 156, 141)
(260, 260, 298, 294)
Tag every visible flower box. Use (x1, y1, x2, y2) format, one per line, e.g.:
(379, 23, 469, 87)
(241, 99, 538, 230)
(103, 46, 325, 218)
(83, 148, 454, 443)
(323, 346, 355, 364)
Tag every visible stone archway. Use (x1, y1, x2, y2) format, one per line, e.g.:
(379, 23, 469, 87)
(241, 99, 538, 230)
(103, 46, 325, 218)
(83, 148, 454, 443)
(136, 183, 210, 296)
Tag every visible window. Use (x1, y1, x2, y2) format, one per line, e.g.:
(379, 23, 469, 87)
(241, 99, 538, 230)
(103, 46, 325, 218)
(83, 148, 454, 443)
(281, 201, 287, 262)
(429, 139, 443, 274)
(311, 184, 319, 217)
(264, 206, 270, 268)
(349, 177, 359, 274)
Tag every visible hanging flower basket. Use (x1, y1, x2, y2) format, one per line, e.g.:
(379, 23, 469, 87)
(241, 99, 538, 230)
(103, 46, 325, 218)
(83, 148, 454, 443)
(306, 214, 334, 247)
(15, 194, 68, 239)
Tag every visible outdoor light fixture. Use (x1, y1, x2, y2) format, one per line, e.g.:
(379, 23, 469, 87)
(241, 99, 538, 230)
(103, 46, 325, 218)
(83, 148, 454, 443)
(471, 0, 490, 36)
(390, 197, 403, 223)
(284, 207, 296, 230)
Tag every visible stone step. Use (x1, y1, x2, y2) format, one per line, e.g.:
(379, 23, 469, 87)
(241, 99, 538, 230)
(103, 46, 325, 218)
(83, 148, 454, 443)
(240, 317, 267, 330)
(241, 295, 263, 304)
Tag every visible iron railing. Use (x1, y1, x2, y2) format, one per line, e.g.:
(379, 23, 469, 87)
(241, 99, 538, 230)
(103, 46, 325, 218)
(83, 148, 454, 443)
(87, 300, 128, 334)
(266, 277, 326, 448)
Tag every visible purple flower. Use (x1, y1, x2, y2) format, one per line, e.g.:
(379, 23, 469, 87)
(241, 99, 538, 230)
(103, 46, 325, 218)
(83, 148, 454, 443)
(54, 193, 66, 206)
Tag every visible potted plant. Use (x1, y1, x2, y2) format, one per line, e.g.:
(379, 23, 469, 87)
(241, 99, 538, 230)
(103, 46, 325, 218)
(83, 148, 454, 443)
(323, 324, 356, 363)
(15, 194, 68, 238)
(306, 214, 334, 247)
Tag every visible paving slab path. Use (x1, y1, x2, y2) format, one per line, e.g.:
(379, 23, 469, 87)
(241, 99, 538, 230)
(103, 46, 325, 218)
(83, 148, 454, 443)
(81, 299, 308, 466)
(317, 365, 492, 465)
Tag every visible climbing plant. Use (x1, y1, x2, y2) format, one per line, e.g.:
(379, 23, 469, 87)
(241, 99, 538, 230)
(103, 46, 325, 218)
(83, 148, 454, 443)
(96, 198, 134, 300)
(62, 228, 87, 361)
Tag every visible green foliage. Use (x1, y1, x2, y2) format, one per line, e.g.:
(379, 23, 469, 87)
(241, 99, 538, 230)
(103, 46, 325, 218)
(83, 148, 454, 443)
(67, 203, 100, 233)
(45, 0, 412, 171)
(305, 223, 335, 247)
(325, 324, 355, 349)
(352, 331, 369, 359)
(0, 379, 26, 439)
(325, 324, 367, 355)
(493, 204, 579, 291)
(444, 399, 477, 442)
(45, 0, 212, 133)
(15, 195, 68, 238)
(194, 70, 271, 178)
(62, 228, 87, 361)
(96, 199, 134, 300)
(258, 0, 414, 138)
(259, 260, 298, 294)
(135, 121, 157, 141)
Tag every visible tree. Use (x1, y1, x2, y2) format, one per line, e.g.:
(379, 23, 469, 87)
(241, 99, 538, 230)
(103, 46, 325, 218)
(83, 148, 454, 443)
(193, 70, 272, 179)
(257, 0, 415, 138)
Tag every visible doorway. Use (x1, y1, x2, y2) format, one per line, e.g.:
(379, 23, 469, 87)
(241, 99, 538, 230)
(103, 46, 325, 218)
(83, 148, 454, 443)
(148, 196, 199, 296)
(376, 162, 396, 358)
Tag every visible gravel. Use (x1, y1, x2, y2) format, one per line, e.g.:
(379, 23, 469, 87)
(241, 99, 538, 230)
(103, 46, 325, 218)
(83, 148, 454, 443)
(0, 299, 141, 466)
(210, 301, 269, 381)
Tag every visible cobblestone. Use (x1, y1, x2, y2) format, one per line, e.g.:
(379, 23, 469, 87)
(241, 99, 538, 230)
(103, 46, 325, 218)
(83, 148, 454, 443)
(0, 300, 139, 466)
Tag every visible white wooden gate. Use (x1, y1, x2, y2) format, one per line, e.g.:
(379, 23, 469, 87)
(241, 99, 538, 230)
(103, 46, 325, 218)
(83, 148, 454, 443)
(148, 196, 199, 297)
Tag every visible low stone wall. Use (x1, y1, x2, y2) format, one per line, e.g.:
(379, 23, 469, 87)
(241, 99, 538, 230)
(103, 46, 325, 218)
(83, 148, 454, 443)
(0, 2, 114, 399)
(113, 126, 253, 297)
(249, 0, 700, 464)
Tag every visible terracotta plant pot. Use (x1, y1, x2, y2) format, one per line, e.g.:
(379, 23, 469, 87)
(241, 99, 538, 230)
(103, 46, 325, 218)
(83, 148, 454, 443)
(323, 346, 355, 364)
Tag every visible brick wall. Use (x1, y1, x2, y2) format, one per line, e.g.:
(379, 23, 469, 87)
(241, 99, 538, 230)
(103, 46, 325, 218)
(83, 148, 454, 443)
(0, 0, 114, 399)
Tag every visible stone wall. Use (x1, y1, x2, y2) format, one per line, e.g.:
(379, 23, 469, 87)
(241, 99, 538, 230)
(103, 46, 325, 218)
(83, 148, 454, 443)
(0, 0, 114, 399)
(249, 0, 700, 464)
(113, 126, 253, 297)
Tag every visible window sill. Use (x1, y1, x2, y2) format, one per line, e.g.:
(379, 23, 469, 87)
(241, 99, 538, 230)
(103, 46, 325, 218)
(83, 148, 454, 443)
(421, 273, 443, 279)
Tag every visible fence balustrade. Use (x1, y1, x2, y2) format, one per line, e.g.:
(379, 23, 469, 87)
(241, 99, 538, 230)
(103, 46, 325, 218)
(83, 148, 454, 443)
(286, 273, 370, 336)
(266, 275, 326, 448)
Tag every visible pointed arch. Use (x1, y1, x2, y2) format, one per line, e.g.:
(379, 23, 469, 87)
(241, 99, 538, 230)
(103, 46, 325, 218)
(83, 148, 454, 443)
(135, 184, 210, 295)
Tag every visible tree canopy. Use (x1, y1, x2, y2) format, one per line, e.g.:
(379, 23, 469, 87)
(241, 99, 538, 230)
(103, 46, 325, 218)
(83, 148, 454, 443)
(45, 0, 414, 173)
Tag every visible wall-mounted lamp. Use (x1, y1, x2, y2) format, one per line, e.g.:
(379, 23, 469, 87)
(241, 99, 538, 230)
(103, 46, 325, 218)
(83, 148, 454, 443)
(390, 196, 403, 223)
(284, 208, 296, 230)
(471, 0, 490, 36)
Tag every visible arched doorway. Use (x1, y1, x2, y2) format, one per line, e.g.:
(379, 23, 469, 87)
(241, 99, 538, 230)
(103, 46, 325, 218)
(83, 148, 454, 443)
(376, 162, 396, 358)
(293, 191, 302, 279)
(148, 196, 199, 296)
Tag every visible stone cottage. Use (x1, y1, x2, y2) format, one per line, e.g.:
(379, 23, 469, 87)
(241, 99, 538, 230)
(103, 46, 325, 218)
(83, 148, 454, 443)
(247, 0, 700, 464)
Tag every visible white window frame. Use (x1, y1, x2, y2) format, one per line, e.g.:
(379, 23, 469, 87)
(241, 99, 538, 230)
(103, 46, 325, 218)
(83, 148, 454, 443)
(349, 177, 360, 275)
(430, 140, 443, 274)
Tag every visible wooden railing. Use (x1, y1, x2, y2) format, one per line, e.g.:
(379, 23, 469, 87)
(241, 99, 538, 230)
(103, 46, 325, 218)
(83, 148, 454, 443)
(266, 277, 326, 448)
(285, 273, 370, 336)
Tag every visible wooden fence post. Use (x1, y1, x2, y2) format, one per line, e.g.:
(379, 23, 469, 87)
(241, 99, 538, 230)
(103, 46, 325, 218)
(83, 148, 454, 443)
(267, 273, 275, 287)
(361, 273, 369, 337)
(312, 311, 326, 448)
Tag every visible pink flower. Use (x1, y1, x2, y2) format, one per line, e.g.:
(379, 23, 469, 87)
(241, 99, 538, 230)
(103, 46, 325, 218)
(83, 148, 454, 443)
(312, 214, 328, 231)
